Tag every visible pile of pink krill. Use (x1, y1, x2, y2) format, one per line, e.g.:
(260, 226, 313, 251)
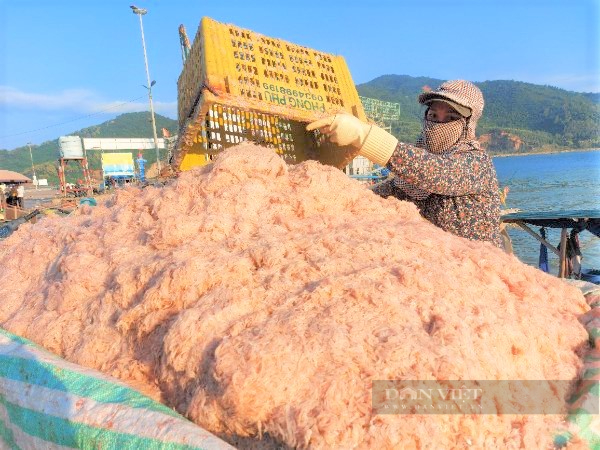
(0, 144, 589, 449)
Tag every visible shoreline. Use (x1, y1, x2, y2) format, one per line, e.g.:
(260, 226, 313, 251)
(491, 147, 600, 158)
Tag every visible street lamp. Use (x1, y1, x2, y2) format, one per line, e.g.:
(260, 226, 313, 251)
(27, 142, 38, 190)
(130, 5, 161, 175)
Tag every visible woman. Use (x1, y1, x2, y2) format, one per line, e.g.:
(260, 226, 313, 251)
(307, 80, 502, 248)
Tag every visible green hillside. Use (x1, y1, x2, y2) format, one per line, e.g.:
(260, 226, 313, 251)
(357, 75, 600, 152)
(0, 112, 178, 184)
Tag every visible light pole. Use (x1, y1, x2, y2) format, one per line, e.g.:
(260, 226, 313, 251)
(130, 5, 161, 175)
(27, 142, 38, 190)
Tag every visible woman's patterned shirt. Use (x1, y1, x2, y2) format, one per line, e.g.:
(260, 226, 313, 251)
(372, 142, 503, 248)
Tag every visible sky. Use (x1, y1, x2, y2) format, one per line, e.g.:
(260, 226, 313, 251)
(0, 0, 598, 151)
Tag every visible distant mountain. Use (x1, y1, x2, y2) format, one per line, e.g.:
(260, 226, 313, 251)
(357, 75, 600, 154)
(0, 112, 178, 184)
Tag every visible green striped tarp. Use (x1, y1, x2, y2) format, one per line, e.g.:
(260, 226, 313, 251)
(0, 328, 234, 450)
(555, 288, 600, 449)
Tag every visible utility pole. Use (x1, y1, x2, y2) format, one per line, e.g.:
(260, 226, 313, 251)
(131, 5, 161, 175)
(27, 142, 38, 190)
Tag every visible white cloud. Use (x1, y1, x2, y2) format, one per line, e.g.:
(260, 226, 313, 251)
(0, 85, 177, 117)
(153, 101, 177, 118)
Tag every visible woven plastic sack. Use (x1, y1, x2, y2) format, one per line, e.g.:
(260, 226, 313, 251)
(0, 328, 233, 450)
(554, 291, 600, 449)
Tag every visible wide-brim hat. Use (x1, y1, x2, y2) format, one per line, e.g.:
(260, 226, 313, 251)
(419, 80, 484, 139)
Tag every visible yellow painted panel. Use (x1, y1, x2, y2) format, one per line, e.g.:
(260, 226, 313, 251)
(101, 153, 134, 165)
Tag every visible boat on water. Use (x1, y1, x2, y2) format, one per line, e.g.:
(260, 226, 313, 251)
(501, 209, 600, 284)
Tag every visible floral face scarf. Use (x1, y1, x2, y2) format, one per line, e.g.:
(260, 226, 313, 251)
(420, 117, 467, 154)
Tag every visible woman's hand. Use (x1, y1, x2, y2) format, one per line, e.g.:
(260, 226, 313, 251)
(306, 114, 371, 148)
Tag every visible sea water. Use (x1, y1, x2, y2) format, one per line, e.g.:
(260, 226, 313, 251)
(493, 149, 600, 273)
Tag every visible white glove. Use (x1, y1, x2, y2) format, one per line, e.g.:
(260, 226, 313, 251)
(307, 113, 399, 166)
(306, 114, 371, 148)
